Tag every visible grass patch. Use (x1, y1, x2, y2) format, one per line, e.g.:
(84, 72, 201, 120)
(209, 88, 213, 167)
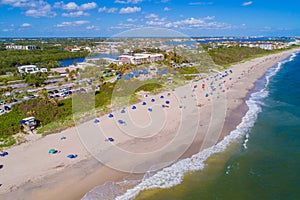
(0, 134, 16, 148)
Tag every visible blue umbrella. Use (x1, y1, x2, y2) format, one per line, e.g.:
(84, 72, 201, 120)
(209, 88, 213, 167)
(94, 119, 100, 123)
(108, 113, 114, 118)
(160, 95, 164, 99)
(165, 100, 170, 104)
(121, 109, 126, 114)
(132, 105, 137, 110)
(142, 102, 147, 106)
(67, 154, 77, 159)
(108, 137, 114, 142)
(118, 119, 124, 124)
(151, 99, 155, 102)
(148, 108, 153, 112)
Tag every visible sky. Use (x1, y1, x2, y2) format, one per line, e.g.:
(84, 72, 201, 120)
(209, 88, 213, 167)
(0, 0, 300, 37)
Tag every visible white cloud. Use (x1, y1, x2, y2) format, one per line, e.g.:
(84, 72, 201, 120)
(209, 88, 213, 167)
(62, 11, 90, 17)
(119, 6, 141, 14)
(59, 2, 97, 10)
(21, 23, 31, 27)
(114, 0, 143, 4)
(189, 2, 213, 5)
(2, 28, 14, 32)
(86, 25, 100, 30)
(25, 4, 56, 18)
(80, 2, 97, 10)
(98, 6, 118, 13)
(62, 2, 78, 10)
(164, 7, 170, 11)
(140, 16, 231, 30)
(242, 1, 253, 6)
(127, 18, 137, 22)
(145, 14, 159, 19)
(56, 20, 90, 27)
(1, 0, 56, 17)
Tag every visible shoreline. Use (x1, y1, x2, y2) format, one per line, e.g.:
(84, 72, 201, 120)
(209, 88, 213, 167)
(1, 49, 299, 200)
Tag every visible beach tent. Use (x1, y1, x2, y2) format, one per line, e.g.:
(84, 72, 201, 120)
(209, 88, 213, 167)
(94, 119, 100, 123)
(49, 149, 57, 154)
(0, 152, 8, 157)
(132, 70, 140, 77)
(124, 74, 131, 80)
(67, 154, 77, 159)
(108, 113, 114, 118)
(161, 70, 167, 75)
(160, 95, 164, 99)
(140, 68, 148, 74)
(142, 102, 147, 106)
(165, 100, 170, 104)
(151, 99, 155, 102)
(132, 105, 137, 110)
(148, 108, 153, 112)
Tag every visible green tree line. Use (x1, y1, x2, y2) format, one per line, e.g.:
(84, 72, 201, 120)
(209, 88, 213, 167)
(0, 49, 88, 75)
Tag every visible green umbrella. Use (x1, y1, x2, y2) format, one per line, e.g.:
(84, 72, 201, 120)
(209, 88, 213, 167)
(49, 149, 57, 154)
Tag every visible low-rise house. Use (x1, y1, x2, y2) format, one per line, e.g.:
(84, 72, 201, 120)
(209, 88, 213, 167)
(118, 53, 164, 65)
(17, 65, 48, 75)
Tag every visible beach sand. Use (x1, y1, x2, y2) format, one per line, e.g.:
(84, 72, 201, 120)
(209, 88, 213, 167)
(0, 49, 299, 200)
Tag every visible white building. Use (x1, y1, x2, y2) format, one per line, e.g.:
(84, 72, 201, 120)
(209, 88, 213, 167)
(18, 65, 48, 75)
(5, 45, 40, 50)
(118, 53, 164, 65)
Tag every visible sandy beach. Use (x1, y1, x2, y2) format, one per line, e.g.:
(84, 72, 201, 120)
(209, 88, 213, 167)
(0, 49, 299, 200)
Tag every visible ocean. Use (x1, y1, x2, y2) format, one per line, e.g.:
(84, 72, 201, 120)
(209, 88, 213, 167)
(83, 52, 300, 200)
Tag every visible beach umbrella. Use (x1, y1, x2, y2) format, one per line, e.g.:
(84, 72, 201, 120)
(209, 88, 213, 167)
(132, 105, 137, 110)
(61, 136, 66, 140)
(148, 108, 153, 112)
(0, 164, 3, 169)
(3, 152, 8, 156)
(121, 109, 126, 114)
(94, 119, 100, 123)
(205, 93, 209, 97)
(118, 119, 124, 124)
(49, 149, 57, 154)
(142, 102, 147, 106)
(160, 95, 164, 99)
(108, 113, 114, 118)
(151, 99, 155, 102)
(108, 137, 114, 142)
(67, 154, 77, 159)
(166, 100, 170, 104)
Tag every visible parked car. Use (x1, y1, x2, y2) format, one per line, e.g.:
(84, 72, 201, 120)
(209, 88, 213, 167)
(4, 106, 11, 111)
